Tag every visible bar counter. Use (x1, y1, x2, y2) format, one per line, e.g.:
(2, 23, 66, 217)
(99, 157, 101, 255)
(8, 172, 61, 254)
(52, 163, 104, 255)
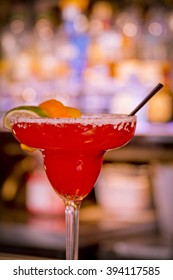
(1, 204, 169, 260)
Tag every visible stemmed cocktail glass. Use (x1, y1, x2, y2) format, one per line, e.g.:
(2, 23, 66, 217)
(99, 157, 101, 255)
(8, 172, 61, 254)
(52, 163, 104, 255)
(6, 83, 164, 259)
(10, 114, 136, 259)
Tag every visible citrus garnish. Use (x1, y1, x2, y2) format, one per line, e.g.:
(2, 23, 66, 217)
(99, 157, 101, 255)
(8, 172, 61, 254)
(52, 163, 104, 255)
(39, 99, 70, 118)
(3, 105, 49, 131)
(20, 143, 37, 153)
(3, 105, 49, 153)
(66, 106, 82, 118)
(39, 99, 82, 118)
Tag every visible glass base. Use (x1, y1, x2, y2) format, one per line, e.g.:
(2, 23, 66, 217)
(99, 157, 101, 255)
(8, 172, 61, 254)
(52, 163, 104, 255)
(64, 200, 81, 260)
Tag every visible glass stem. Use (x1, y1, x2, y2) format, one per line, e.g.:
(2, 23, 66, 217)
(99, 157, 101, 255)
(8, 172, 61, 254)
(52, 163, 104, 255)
(65, 200, 81, 260)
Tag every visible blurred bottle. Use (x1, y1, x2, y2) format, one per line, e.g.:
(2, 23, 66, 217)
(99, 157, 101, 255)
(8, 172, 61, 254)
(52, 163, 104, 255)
(0, 155, 34, 209)
(148, 62, 173, 123)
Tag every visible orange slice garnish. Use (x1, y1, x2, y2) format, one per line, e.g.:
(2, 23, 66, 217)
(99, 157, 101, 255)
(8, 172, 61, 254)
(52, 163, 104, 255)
(39, 99, 82, 118)
(66, 106, 82, 118)
(39, 99, 70, 118)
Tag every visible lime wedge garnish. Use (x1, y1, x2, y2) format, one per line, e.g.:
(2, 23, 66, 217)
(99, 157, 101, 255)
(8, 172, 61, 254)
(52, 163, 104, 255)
(3, 105, 49, 153)
(3, 105, 49, 131)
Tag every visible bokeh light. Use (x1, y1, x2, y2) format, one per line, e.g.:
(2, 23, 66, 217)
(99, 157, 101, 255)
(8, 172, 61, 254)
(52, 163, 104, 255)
(148, 22, 163, 36)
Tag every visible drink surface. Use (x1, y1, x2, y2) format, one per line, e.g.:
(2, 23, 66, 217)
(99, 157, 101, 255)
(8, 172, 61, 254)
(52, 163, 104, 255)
(12, 114, 136, 200)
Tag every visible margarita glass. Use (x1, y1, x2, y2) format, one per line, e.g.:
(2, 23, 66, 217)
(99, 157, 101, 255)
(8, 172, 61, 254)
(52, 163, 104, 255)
(11, 114, 136, 259)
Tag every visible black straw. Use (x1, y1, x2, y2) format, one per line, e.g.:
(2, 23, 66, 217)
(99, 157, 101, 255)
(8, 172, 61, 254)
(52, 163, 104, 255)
(129, 83, 164, 116)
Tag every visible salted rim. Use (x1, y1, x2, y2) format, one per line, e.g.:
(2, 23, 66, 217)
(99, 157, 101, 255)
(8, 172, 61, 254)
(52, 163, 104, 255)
(11, 114, 136, 126)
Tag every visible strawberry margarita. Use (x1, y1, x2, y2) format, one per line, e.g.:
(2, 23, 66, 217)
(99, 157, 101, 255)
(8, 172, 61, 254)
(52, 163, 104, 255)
(11, 114, 136, 201)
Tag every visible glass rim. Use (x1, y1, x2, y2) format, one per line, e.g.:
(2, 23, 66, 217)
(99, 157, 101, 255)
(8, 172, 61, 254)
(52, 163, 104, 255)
(10, 113, 136, 126)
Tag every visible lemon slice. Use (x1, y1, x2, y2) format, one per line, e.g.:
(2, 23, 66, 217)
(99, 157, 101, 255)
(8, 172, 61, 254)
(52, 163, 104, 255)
(3, 105, 49, 131)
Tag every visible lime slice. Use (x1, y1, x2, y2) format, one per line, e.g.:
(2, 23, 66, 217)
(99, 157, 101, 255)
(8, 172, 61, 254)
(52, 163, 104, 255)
(4, 105, 49, 153)
(3, 105, 49, 131)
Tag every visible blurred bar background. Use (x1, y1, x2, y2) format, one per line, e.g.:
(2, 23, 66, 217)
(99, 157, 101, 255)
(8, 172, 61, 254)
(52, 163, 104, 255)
(0, 0, 173, 260)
